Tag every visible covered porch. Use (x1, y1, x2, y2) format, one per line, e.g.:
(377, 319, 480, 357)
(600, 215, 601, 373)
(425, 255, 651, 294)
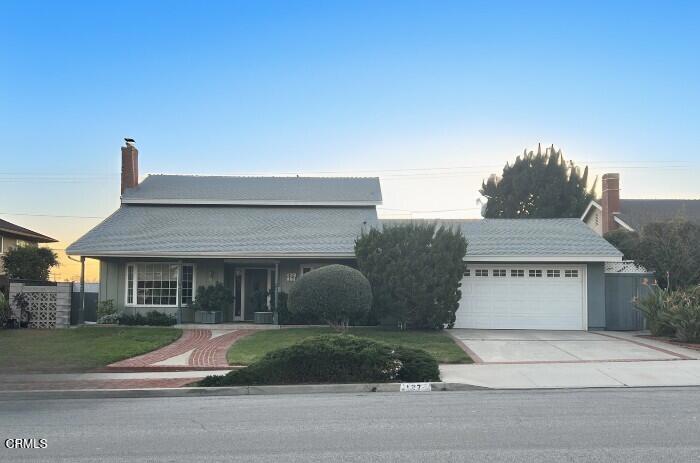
(96, 257, 354, 324)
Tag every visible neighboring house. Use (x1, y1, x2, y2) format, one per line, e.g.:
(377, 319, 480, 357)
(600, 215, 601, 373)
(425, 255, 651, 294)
(67, 140, 622, 330)
(581, 173, 700, 235)
(0, 218, 58, 291)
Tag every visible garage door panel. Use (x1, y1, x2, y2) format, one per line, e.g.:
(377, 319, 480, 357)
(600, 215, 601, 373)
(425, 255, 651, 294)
(455, 264, 585, 330)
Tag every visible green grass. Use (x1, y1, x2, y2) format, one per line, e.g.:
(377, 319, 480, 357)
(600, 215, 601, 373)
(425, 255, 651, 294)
(0, 326, 182, 373)
(227, 327, 472, 365)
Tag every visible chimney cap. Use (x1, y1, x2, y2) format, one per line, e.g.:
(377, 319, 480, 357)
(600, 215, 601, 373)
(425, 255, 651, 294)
(124, 137, 136, 145)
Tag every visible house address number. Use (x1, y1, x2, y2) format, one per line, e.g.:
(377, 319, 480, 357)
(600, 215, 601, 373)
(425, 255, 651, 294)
(400, 382, 432, 392)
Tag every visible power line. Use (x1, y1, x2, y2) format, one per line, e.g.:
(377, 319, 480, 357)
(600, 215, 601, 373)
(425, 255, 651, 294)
(0, 211, 106, 219)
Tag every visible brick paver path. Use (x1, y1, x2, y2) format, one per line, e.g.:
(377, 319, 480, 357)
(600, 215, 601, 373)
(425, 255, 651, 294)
(109, 329, 252, 369)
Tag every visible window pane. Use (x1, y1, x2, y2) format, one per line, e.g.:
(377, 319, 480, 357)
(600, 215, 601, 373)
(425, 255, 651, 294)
(181, 264, 194, 306)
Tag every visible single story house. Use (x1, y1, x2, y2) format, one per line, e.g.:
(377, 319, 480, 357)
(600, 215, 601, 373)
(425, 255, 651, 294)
(1, 218, 57, 292)
(582, 173, 700, 235)
(67, 140, 622, 330)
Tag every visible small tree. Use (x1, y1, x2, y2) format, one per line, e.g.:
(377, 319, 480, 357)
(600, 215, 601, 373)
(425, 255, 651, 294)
(1, 246, 58, 281)
(287, 264, 372, 329)
(480, 144, 595, 218)
(355, 222, 467, 330)
(637, 220, 700, 289)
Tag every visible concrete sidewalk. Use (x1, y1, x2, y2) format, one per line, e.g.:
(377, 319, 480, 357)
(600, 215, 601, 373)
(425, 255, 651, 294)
(440, 360, 700, 388)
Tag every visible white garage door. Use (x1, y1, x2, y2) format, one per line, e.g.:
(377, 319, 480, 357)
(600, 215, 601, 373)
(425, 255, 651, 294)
(454, 264, 586, 330)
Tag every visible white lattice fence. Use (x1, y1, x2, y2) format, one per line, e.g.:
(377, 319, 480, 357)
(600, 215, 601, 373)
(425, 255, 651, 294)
(9, 282, 72, 328)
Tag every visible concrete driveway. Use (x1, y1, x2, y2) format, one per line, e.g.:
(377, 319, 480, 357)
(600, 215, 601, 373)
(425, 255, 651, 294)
(449, 329, 689, 363)
(442, 329, 700, 388)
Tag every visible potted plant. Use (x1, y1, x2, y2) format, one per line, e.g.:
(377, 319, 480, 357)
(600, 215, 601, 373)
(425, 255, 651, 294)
(190, 283, 232, 324)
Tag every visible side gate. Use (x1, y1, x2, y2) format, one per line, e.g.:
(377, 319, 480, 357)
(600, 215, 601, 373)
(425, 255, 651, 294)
(604, 262, 653, 331)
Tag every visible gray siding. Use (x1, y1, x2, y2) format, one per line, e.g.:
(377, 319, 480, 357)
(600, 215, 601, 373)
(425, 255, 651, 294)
(586, 262, 606, 330)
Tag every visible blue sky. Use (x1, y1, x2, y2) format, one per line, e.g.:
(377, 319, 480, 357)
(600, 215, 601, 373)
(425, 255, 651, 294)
(1, 1, 699, 279)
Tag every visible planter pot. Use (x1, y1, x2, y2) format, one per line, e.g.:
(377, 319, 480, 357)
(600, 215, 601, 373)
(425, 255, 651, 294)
(194, 310, 223, 324)
(180, 308, 195, 323)
(254, 311, 274, 324)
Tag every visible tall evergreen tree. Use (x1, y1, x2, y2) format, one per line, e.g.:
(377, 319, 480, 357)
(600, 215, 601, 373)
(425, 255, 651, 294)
(480, 144, 595, 218)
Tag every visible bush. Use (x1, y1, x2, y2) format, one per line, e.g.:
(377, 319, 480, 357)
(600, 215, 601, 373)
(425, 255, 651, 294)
(662, 288, 700, 343)
(190, 283, 233, 312)
(118, 310, 177, 326)
(287, 265, 372, 328)
(96, 313, 120, 324)
(355, 222, 467, 329)
(276, 291, 323, 325)
(97, 300, 117, 319)
(635, 285, 700, 342)
(634, 285, 674, 337)
(0, 292, 9, 327)
(1, 246, 58, 280)
(200, 335, 440, 386)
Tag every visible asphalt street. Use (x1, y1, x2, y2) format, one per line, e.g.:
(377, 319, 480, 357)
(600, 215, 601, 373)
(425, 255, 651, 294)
(1, 387, 699, 462)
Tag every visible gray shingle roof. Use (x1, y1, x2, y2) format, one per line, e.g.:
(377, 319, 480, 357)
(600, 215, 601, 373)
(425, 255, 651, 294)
(619, 199, 700, 231)
(66, 205, 378, 257)
(121, 175, 382, 205)
(381, 218, 622, 260)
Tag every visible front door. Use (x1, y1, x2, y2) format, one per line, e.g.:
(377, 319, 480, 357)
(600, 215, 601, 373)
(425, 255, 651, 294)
(243, 268, 269, 321)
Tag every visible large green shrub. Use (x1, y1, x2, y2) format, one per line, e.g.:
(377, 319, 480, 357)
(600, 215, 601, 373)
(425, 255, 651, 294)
(637, 220, 700, 289)
(190, 283, 233, 312)
(276, 291, 323, 325)
(634, 285, 674, 337)
(662, 288, 700, 343)
(355, 222, 467, 330)
(200, 334, 440, 386)
(1, 246, 58, 280)
(287, 265, 372, 328)
(634, 285, 700, 342)
(609, 220, 700, 290)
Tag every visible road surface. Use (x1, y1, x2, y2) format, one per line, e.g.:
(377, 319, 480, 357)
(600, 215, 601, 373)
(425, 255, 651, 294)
(1, 388, 699, 462)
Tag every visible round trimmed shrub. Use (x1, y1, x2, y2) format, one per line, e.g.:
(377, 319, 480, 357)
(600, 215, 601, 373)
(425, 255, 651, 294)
(287, 264, 372, 327)
(199, 334, 440, 386)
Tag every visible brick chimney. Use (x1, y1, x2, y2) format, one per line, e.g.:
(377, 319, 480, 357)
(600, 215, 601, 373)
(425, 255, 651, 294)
(121, 138, 139, 194)
(601, 173, 620, 234)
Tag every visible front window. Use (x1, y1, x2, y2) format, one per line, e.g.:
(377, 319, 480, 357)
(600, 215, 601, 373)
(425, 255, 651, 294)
(126, 263, 182, 306)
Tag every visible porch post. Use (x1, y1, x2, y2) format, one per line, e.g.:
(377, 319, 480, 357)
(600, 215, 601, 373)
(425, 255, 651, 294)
(274, 262, 279, 325)
(79, 256, 85, 324)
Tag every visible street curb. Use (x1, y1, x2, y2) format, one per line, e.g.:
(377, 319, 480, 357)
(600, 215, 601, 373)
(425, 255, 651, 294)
(0, 382, 486, 401)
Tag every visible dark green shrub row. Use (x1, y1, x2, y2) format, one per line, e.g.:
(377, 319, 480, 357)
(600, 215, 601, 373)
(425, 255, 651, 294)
(117, 310, 177, 326)
(200, 334, 440, 386)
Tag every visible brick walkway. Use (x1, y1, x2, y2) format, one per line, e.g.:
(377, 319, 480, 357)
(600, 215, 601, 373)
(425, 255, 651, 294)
(109, 329, 252, 369)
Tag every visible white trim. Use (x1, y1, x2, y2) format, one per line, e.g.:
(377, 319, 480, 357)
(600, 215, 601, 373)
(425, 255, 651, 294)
(67, 251, 356, 258)
(180, 263, 196, 306)
(124, 262, 183, 309)
(121, 198, 382, 206)
(613, 215, 635, 232)
(464, 255, 622, 262)
(580, 200, 602, 221)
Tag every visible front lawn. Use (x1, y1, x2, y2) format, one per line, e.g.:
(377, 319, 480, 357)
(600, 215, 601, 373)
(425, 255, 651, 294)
(0, 326, 182, 373)
(227, 327, 471, 365)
